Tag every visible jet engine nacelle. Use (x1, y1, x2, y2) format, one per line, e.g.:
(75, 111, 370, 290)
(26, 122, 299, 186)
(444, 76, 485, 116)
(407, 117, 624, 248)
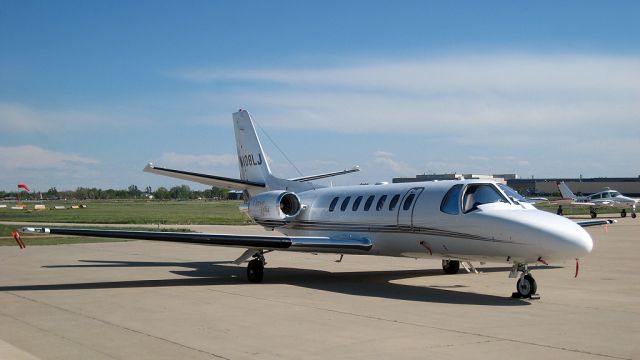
(248, 190, 302, 222)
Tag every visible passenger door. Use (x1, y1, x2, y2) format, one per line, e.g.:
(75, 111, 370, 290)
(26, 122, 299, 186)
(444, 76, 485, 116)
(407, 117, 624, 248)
(397, 187, 424, 228)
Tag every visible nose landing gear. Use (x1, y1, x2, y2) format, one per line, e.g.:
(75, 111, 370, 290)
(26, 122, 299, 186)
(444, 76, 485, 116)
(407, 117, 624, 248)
(510, 264, 540, 299)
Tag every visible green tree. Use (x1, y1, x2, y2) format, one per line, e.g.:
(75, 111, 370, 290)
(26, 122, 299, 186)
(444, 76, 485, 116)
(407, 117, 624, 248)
(154, 187, 170, 200)
(169, 185, 191, 200)
(128, 185, 142, 198)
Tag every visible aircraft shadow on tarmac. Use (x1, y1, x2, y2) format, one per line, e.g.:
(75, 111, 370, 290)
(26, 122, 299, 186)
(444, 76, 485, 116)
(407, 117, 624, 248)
(0, 260, 561, 306)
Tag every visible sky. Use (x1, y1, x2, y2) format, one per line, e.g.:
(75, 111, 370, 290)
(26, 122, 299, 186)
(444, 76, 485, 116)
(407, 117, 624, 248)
(1, 1, 639, 192)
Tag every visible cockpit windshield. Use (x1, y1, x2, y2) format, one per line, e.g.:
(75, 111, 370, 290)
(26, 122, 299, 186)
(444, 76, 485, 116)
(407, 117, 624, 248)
(497, 183, 526, 203)
(463, 184, 510, 213)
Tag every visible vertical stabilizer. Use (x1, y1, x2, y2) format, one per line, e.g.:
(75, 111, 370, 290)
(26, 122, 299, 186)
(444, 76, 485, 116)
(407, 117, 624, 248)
(557, 181, 577, 200)
(234, 110, 272, 185)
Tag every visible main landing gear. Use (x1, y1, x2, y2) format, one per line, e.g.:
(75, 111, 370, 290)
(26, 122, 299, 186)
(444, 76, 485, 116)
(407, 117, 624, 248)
(511, 264, 539, 299)
(556, 205, 563, 216)
(247, 252, 266, 283)
(621, 209, 637, 218)
(590, 207, 598, 218)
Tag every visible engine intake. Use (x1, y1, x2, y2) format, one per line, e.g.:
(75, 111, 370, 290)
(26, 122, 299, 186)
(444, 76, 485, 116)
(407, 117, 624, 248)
(248, 191, 302, 222)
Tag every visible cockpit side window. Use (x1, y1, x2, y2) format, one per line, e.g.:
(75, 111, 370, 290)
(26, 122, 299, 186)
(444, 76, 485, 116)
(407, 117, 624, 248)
(498, 183, 524, 204)
(463, 184, 509, 213)
(440, 184, 463, 215)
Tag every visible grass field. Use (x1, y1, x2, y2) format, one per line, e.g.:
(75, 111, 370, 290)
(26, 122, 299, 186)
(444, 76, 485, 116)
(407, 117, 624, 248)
(0, 200, 249, 225)
(0, 200, 248, 246)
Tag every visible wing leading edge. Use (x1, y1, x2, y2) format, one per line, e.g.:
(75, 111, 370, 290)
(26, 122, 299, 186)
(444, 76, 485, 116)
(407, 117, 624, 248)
(18, 227, 372, 252)
(143, 164, 265, 192)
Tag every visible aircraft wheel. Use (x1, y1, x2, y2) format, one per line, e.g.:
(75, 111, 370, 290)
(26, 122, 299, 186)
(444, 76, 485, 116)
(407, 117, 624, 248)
(247, 259, 264, 283)
(442, 259, 460, 274)
(621, 209, 627, 218)
(516, 274, 537, 298)
(632, 213, 637, 219)
(590, 210, 597, 219)
(556, 206, 563, 215)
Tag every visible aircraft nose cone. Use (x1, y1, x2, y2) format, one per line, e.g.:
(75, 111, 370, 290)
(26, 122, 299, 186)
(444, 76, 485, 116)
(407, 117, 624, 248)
(566, 226, 593, 256)
(540, 217, 594, 259)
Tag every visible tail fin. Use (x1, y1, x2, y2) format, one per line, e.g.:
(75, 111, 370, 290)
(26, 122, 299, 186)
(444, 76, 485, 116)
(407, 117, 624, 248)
(233, 110, 274, 184)
(557, 181, 577, 200)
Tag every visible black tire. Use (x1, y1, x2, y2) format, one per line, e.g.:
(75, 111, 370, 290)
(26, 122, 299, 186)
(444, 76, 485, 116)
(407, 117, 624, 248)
(556, 206, 563, 215)
(621, 209, 627, 218)
(516, 274, 537, 298)
(442, 259, 460, 274)
(590, 211, 597, 219)
(632, 213, 637, 219)
(247, 259, 264, 283)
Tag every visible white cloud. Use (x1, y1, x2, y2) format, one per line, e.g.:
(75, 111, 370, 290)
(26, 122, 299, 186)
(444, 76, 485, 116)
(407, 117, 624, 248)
(0, 102, 150, 134)
(0, 145, 99, 170)
(178, 53, 640, 143)
(372, 151, 418, 176)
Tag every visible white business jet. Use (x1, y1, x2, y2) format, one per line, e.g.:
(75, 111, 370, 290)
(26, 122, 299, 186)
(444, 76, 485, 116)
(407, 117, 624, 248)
(555, 181, 637, 219)
(19, 110, 613, 299)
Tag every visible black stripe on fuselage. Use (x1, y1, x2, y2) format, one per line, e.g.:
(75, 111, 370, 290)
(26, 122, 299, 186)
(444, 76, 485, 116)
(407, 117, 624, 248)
(256, 220, 523, 245)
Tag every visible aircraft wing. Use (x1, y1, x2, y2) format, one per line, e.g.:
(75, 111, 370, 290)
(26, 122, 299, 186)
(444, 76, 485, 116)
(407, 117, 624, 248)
(576, 219, 616, 227)
(289, 166, 360, 182)
(18, 227, 372, 252)
(143, 163, 265, 191)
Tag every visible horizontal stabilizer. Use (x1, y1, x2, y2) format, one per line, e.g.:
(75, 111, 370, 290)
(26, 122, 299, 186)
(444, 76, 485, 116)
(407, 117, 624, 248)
(576, 219, 617, 227)
(289, 166, 360, 182)
(144, 163, 265, 191)
(19, 227, 372, 252)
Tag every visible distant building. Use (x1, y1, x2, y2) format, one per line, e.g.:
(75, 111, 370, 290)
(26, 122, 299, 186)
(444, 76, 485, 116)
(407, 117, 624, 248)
(507, 177, 640, 197)
(393, 173, 507, 184)
(393, 174, 640, 197)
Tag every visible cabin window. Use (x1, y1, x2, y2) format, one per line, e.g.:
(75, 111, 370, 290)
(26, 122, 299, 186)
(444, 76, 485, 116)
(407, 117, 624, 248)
(340, 196, 351, 211)
(402, 193, 416, 211)
(388, 194, 400, 211)
(364, 195, 375, 211)
(329, 197, 339, 212)
(376, 195, 387, 211)
(440, 184, 462, 215)
(462, 184, 509, 213)
(352, 196, 363, 211)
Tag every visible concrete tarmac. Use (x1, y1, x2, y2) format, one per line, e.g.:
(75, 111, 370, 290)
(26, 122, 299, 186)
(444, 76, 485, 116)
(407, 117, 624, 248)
(0, 219, 638, 359)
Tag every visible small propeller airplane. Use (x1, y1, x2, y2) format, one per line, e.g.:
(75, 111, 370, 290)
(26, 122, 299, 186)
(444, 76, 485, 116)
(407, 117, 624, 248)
(555, 181, 637, 219)
(17, 110, 615, 299)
